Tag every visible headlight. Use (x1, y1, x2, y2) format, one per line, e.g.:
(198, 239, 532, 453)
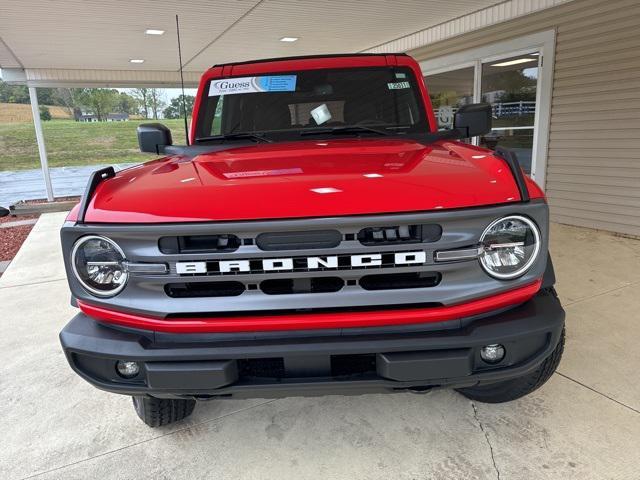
(71, 235, 128, 296)
(479, 215, 540, 279)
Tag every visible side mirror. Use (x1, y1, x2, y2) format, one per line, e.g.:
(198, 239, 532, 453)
(137, 123, 173, 154)
(454, 103, 492, 138)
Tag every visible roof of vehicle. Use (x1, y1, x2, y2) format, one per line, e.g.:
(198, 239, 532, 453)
(212, 52, 408, 68)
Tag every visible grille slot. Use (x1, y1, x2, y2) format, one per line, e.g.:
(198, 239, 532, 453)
(165, 281, 245, 298)
(159, 234, 241, 254)
(256, 230, 342, 251)
(358, 224, 442, 245)
(260, 277, 344, 295)
(360, 272, 441, 291)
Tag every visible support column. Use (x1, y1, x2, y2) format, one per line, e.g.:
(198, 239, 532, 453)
(28, 86, 54, 202)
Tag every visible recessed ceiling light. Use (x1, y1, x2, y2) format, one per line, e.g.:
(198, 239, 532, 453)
(129, 59, 145, 64)
(491, 58, 536, 67)
(145, 29, 165, 35)
(280, 37, 299, 42)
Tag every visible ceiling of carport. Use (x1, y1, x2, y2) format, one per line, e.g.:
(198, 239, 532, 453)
(1, 0, 503, 74)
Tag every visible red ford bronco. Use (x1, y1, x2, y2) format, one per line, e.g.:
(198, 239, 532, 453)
(60, 53, 564, 427)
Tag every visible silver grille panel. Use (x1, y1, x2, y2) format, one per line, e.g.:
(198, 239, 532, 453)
(61, 201, 549, 318)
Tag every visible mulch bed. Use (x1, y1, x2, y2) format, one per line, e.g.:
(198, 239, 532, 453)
(0, 214, 40, 269)
(0, 213, 40, 225)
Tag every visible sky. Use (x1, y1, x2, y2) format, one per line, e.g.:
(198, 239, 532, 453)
(118, 87, 198, 102)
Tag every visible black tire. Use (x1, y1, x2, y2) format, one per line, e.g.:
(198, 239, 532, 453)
(457, 328, 565, 403)
(132, 396, 196, 427)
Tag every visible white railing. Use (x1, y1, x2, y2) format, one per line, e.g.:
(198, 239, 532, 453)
(433, 101, 536, 120)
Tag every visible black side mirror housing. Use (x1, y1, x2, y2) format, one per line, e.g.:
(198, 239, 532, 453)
(454, 103, 492, 138)
(137, 123, 173, 154)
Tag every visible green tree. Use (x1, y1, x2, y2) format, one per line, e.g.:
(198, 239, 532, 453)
(39, 106, 52, 121)
(163, 95, 195, 119)
(131, 88, 150, 118)
(148, 89, 166, 119)
(78, 88, 119, 121)
(0, 80, 30, 103)
(54, 88, 83, 120)
(116, 92, 139, 115)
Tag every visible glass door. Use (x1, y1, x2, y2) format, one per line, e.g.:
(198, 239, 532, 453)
(480, 53, 540, 174)
(426, 65, 475, 132)
(420, 30, 555, 188)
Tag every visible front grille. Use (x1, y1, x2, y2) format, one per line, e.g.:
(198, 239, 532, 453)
(63, 202, 549, 317)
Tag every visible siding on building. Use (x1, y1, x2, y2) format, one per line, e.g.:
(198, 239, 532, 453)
(408, 0, 640, 237)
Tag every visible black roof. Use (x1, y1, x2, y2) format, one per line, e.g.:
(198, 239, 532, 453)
(212, 52, 408, 68)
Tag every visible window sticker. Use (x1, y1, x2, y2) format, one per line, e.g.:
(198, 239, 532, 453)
(310, 104, 332, 125)
(387, 81, 410, 90)
(209, 75, 297, 96)
(395, 72, 407, 79)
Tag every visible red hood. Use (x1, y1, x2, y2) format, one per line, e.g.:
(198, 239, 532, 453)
(77, 138, 542, 223)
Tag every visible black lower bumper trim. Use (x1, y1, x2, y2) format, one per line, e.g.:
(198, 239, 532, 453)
(60, 289, 564, 399)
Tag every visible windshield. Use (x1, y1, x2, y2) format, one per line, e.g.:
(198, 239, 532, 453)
(196, 67, 429, 142)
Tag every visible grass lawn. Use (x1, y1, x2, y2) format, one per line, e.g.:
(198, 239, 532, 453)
(0, 119, 187, 171)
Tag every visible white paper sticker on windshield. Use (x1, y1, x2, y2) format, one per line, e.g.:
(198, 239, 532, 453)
(209, 75, 297, 96)
(387, 81, 410, 90)
(310, 104, 332, 125)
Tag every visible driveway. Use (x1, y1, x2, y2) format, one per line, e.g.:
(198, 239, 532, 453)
(0, 164, 136, 207)
(1, 214, 639, 479)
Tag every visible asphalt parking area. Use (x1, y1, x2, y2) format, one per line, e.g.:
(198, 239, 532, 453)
(1, 213, 639, 480)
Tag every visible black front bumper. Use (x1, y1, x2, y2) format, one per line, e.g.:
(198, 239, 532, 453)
(60, 289, 564, 399)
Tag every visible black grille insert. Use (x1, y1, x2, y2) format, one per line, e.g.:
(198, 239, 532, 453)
(256, 230, 342, 251)
(159, 234, 241, 254)
(260, 277, 344, 295)
(165, 281, 245, 298)
(358, 224, 442, 245)
(360, 272, 441, 291)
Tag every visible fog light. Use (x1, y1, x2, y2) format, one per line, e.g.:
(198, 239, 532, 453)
(480, 344, 505, 364)
(116, 360, 140, 378)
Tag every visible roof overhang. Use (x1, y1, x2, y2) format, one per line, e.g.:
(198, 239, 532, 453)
(1, 0, 520, 87)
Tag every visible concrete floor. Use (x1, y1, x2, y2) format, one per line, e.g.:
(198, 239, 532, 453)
(1, 213, 639, 480)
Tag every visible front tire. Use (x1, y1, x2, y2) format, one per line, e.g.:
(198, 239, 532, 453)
(132, 396, 196, 427)
(457, 328, 565, 403)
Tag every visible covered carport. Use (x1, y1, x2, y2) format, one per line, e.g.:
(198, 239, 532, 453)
(1, 0, 510, 202)
(1, 1, 640, 479)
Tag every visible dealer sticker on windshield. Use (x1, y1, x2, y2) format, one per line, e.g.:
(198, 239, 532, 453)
(209, 75, 297, 96)
(387, 81, 410, 90)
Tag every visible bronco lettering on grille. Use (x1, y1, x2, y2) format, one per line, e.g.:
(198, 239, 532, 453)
(175, 251, 427, 275)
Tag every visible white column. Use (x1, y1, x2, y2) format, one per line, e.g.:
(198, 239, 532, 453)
(28, 87, 54, 202)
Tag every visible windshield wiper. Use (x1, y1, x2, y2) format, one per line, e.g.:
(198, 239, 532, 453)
(300, 125, 392, 137)
(195, 132, 273, 143)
